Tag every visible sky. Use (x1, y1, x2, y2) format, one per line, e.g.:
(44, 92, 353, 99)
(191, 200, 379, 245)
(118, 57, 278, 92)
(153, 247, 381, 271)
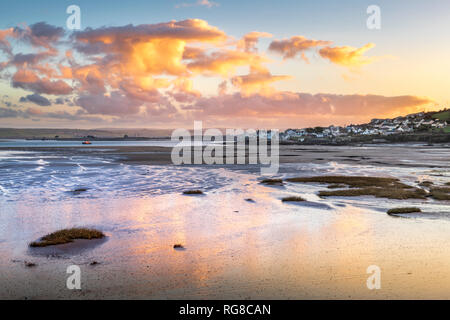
(0, 0, 449, 129)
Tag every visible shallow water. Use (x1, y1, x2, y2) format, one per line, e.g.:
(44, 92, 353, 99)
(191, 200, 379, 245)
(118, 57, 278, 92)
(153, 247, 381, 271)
(0, 139, 178, 148)
(0, 150, 231, 201)
(0, 146, 449, 299)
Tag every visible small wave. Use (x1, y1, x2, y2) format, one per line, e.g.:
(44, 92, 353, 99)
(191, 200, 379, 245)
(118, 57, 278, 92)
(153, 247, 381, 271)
(0, 185, 8, 194)
(36, 159, 49, 166)
(76, 164, 87, 173)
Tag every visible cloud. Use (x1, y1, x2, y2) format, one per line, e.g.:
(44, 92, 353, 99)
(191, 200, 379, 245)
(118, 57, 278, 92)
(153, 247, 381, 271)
(14, 22, 64, 50)
(183, 91, 432, 126)
(237, 32, 272, 53)
(187, 49, 266, 76)
(0, 28, 14, 55)
(74, 19, 226, 46)
(75, 91, 143, 116)
(176, 0, 219, 9)
(0, 107, 24, 118)
(12, 69, 72, 95)
(269, 35, 331, 61)
(0, 20, 435, 127)
(10, 52, 53, 66)
(218, 80, 227, 95)
(54, 97, 74, 105)
(20, 93, 51, 106)
(71, 64, 106, 94)
(119, 79, 164, 102)
(319, 43, 377, 68)
(231, 66, 292, 95)
(1, 95, 22, 108)
(170, 77, 201, 102)
(72, 19, 228, 89)
(29, 22, 64, 40)
(24, 108, 104, 122)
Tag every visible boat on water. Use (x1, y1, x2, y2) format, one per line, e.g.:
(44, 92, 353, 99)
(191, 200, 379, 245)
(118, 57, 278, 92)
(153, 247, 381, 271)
(82, 141, 92, 145)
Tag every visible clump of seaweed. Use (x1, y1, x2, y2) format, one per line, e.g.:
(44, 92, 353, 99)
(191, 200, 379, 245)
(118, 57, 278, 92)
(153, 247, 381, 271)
(173, 244, 185, 249)
(285, 175, 426, 200)
(327, 184, 347, 189)
(429, 187, 450, 200)
(29, 228, 105, 247)
(445, 182, 450, 186)
(286, 175, 404, 188)
(318, 187, 427, 200)
(418, 181, 434, 188)
(282, 196, 306, 202)
(260, 178, 284, 185)
(183, 190, 203, 195)
(387, 207, 422, 215)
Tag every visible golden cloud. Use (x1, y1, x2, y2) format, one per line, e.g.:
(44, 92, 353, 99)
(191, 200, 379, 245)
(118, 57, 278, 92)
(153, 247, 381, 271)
(187, 49, 267, 77)
(231, 65, 292, 95)
(319, 43, 377, 68)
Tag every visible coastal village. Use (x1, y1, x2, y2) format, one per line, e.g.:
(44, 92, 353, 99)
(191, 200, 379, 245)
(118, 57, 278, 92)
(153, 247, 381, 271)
(280, 108, 450, 143)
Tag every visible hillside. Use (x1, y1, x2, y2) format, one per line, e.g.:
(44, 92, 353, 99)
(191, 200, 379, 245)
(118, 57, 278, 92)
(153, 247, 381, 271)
(433, 110, 450, 122)
(281, 108, 450, 144)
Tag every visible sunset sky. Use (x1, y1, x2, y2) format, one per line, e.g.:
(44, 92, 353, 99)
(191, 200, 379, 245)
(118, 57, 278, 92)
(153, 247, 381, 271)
(0, 0, 448, 129)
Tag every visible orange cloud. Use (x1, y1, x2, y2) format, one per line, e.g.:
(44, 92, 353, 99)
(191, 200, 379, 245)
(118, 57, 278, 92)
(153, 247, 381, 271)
(269, 35, 331, 61)
(237, 31, 272, 53)
(12, 69, 72, 95)
(187, 49, 267, 77)
(71, 64, 105, 94)
(170, 77, 201, 102)
(319, 43, 377, 68)
(74, 19, 228, 79)
(0, 28, 14, 55)
(182, 46, 205, 60)
(231, 65, 292, 95)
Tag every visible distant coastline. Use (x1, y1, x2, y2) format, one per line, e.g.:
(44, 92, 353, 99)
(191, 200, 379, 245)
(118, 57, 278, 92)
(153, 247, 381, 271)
(1, 109, 449, 145)
(280, 108, 450, 145)
(24, 136, 171, 141)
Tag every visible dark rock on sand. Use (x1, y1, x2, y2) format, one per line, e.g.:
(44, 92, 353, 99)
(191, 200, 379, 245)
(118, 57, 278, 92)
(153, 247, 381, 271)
(260, 178, 284, 186)
(173, 244, 186, 251)
(24, 261, 37, 267)
(387, 207, 422, 215)
(183, 190, 204, 195)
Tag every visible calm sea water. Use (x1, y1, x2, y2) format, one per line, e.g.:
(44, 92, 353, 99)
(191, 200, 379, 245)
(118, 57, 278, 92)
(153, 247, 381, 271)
(0, 139, 180, 148)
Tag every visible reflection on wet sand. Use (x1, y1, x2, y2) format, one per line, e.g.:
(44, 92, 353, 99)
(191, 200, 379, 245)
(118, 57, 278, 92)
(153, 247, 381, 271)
(0, 145, 449, 299)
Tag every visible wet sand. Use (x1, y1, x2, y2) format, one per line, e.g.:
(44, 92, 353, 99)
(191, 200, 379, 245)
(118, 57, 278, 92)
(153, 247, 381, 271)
(2, 143, 449, 167)
(0, 143, 449, 299)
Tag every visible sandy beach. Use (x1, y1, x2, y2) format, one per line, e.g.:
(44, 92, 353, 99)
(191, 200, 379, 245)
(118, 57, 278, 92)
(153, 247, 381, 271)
(0, 142, 449, 299)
